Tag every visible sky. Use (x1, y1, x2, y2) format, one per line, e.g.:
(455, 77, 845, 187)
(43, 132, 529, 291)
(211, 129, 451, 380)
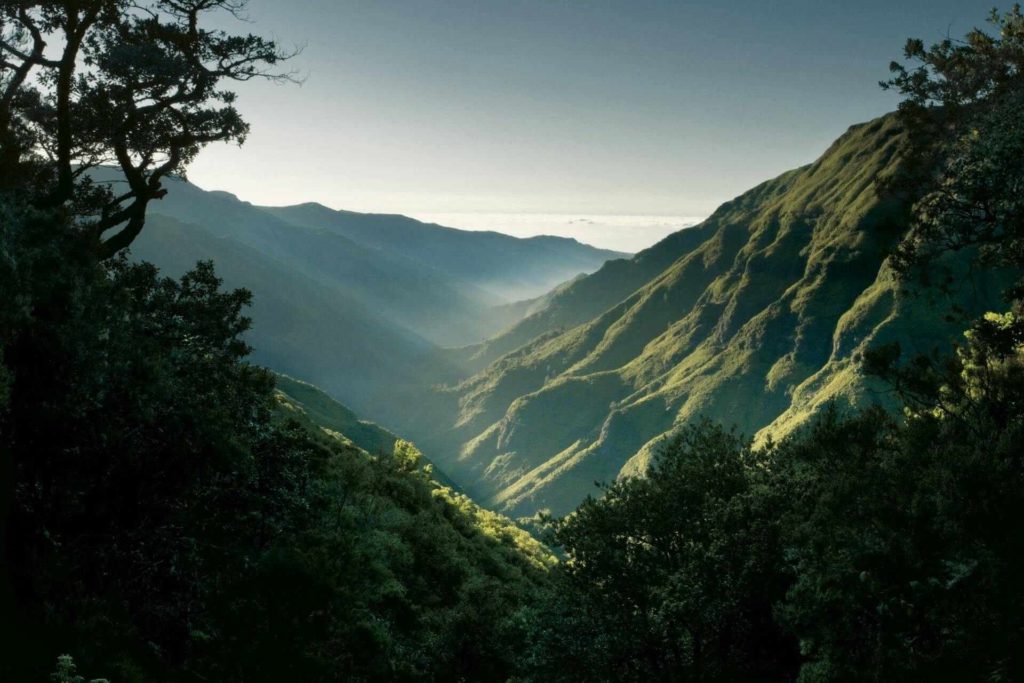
(187, 0, 998, 252)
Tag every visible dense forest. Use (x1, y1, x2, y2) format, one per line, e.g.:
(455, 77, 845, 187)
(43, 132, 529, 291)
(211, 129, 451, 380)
(1, 2, 1023, 682)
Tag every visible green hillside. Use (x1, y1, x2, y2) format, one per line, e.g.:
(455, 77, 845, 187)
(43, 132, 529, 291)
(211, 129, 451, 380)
(451, 221, 716, 373)
(408, 115, 1009, 517)
(273, 372, 461, 489)
(274, 373, 401, 455)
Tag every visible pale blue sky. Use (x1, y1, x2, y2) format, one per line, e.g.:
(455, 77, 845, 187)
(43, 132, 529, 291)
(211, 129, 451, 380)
(187, 0, 998, 246)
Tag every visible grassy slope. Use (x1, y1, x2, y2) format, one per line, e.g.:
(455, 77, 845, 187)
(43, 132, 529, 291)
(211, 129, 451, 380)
(450, 221, 719, 374)
(423, 115, 1007, 517)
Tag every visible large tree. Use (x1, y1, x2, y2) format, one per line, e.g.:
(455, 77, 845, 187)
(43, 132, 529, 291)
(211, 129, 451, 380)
(883, 5, 1024, 295)
(0, 0, 294, 258)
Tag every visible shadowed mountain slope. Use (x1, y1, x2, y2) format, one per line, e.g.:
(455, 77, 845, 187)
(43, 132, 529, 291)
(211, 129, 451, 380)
(130, 214, 451, 418)
(112, 171, 623, 348)
(120, 173, 623, 420)
(274, 373, 402, 456)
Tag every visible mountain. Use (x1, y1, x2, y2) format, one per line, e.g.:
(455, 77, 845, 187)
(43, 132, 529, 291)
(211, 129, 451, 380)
(122, 173, 625, 348)
(397, 115, 1009, 517)
(261, 203, 626, 302)
(129, 214, 443, 418)
(120, 173, 622, 417)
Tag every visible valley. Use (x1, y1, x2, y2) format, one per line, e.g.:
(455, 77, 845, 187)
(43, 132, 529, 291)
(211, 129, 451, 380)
(122, 171, 625, 418)
(140, 114, 1007, 520)
(4, 3, 1022, 679)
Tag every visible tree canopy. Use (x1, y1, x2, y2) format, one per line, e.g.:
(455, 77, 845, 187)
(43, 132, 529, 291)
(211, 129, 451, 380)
(0, 0, 294, 257)
(884, 6, 1024, 295)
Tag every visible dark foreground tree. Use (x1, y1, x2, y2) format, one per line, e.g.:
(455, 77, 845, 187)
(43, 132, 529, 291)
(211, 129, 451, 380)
(779, 313, 1024, 681)
(526, 423, 798, 682)
(0, 211, 551, 681)
(525, 315, 1024, 682)
(884, 5, 1024, 297)
(0, 0, 294, 257)
(0, 3, 553, 680)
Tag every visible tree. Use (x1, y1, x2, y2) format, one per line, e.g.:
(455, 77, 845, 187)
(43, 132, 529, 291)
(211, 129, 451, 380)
(883, 6, 1024, 296)
(528, 422, 798, 682)
(775, 312, 1024, 682)
(0, 0, 295, 258)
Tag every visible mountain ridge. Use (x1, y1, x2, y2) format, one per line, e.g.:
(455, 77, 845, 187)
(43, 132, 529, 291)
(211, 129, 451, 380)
(119, 170, 625, 418)
(259, 201, 628, 303)
(388, 115, 1008, 517)
(107, 167, 625, 347)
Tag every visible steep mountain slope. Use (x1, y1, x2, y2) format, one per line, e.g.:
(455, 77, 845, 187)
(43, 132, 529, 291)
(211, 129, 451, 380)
(262, 203, 627, 302)
(274, 373, 401, 456)
(414, 115, 1008, 517)
(449, 223, 716, 374)
(130, 178, 497, 347)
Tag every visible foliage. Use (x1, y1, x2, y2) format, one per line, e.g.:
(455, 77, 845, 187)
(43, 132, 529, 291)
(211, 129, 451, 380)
(3, 3, 1024, 681)
(525, 307, 1024, 681)
(526, 422, 797, 682)
(273, 372, 401, 457)
(781, 313, 1024, 681)
(0, 206, 553, 681)
(0, 0, 293, 257)
(884, 6, 1024, 296)
(49, 654, 108, 683)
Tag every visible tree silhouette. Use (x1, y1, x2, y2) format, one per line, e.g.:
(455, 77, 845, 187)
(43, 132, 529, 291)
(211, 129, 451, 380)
(0, 0, 297, 257)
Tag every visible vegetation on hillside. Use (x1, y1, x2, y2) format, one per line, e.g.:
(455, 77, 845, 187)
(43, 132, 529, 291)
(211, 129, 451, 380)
(0, 3, 551, 681)
(410, 53, 1014, 516)
(1, 2, 1022, 682)
(0, 234, 550, 681)
(520, 7, 1024, 681)
(526, 314, 1024, 679)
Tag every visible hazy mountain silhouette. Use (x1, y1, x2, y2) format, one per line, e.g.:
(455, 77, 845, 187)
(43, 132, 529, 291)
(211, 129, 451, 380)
(114, 171, 623, 415)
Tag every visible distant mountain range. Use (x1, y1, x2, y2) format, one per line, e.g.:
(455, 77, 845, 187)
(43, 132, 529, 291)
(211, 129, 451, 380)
(375, 115, 1009, 517)
(119, 171, 625, 416)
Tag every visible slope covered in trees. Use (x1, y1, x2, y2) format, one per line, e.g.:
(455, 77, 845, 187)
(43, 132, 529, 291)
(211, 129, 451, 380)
(274, 373, 402, 456)
(0, 3, 555, 679)
(0, 224, 554, 682)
